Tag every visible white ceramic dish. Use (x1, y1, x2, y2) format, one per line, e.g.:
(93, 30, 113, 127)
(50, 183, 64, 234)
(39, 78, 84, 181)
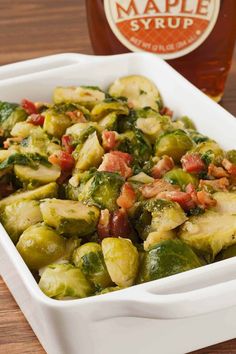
(0, 53, 236, 354)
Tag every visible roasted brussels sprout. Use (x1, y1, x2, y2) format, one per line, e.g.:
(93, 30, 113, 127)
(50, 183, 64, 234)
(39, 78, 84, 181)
(66, 122, 101, 140)
(138, 239, 202, 283)
(40, 199, 100, 237)
(128, 172, 154, 184)
(14, 162, 61, 186)
(217, 244, 236, 261)
(0, 182, 58, 210)
(73, 242, 112, 289)
(178, 211, 236, 261)
(16, 223, 66, 270)
(43, 109, 72, 138)
(155, 130, 193, 162)
(98, 112, 118, 130)
(108, 75, 162, 111)
(1, 200, 42, 244)
(177, 116, 196, 130)
(213, 192, 236, 214)
(164, 168, 198, 190)
(91, 101, 129, 121)
(192, 140, 224, 165)
(78, 171, 124, 211)
(39, 263, 94, 299)
(0, 101, 27, 137)
(102, 237, 139, 287)
(97, 286, 122, 295)
(53, 86, 105, 107)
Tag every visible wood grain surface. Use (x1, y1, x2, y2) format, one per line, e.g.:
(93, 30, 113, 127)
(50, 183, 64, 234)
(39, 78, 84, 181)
(0, 1, 235, 353)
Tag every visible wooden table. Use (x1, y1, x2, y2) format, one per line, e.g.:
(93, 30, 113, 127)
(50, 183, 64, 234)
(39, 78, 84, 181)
(0, 1, 235, 353)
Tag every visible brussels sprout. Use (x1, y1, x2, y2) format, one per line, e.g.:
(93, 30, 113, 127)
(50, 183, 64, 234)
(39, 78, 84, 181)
(144, 230, 176, 252)
(213, 192, 236, 214)
(128, 172, 154, 184)
(0, 182, 58, 210)
(66, 122, 101, 140)
(164, 168, 198, 190)
(0, 101, 27, 137)
(16, 223, 66, 270)
(178, 211, 236, 260)
(39, 263, 94, 299)
(43, 109, 72, 138)
(102, 237, 139, 287)
(11, 122, 41, 138)
(63, 237, 81, 262)
(138, 239, 202, 283)
(14, 162, 61, 186)
(97, 286, 122, 295)
(78, 171, 124, 211)
(187, 130, 209, 144)
(52, 102, 91, 119)
(108, 75, 161, 111)
(64, 182, 80, 201)
(1, 200, 42, 244)
(98, 112, 118, 130)
(19, 128, 50, 156)
(177, 116, 196, 130)
(74, 132, 104, 171)
(73, 242, 112, 289)
(192, 140, 224, 165)
(53, 86, 105, 107)
(40, 198, 100, 237)
(226, 150, 236, 164)
(91, 101, 129, 121)
(155, 130, 194, 162)
(217, 244, 236, 261)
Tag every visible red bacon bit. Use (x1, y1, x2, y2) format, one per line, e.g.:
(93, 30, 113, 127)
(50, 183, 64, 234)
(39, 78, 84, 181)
(66, 110, 87, 123)
(196, 190, 217, 208)
(160, 106, 173, 117)
(98, 151, 133, 179)
(199, 177, 229, 192)
(48, 151, 75, 171)
(151, 155, 174, 179)
(27, 114, 45, 126)
(62, 135, 75, 154)
(185, 183, 198, 205)
(0, 182, 15, 198)
(21, 99, 38, 115)
(157, 190, 195, 211)
(140, 179, 179, 199)
(222, 159, 236, 176)
(117, 182, 136, 209)
(102, 131, 117, 151)
(181, 153, 206, 174)
(97, 209, 111, 240)
(208, 163, 229, 178)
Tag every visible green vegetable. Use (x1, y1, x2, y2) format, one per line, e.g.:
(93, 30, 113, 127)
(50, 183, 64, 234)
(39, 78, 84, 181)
(226, 150, 236, 164)
(16, 223, 66, 270)
(1, 200, 42, 244)
(192, 140, 224, 165)
(217, 244, 236, 261)
(73, 242, 112, 289)
(43, 109, 72, 138)
(155, 130, 193, 162)
(14, 162, 61, 186)
(98, 112, 118, 130)
(97, 286, 122, 295)
(164, 168, 198, 190)
(102, 237, 139, 287)
(0, 102, 27, 137)
(0, 182, 58, 210)
(78, 171, 124, 211)
(213, 192, 236, 214)
(40, 198, 100, 237)
(53, 86, 105, 108)
(39, 263, 94, 299)
(178, 211, 236, 261)
(138, 239, 202, 283)
(177, 116, 196, 130)
(91, 101, 129, 121)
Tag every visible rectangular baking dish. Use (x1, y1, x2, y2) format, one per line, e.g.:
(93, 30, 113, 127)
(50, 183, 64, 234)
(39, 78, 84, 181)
(0, 52, 236, 354)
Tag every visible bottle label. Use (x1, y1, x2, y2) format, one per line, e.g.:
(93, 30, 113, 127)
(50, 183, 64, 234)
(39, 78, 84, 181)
(104, 0, 220, 59)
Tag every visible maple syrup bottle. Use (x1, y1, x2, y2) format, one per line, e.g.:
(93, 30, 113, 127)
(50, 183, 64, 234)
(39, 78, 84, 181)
(86, 0, 236, 101)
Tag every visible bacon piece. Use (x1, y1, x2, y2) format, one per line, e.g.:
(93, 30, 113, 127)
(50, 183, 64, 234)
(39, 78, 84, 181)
(208, 163, 229, 178)
(117, 182, 136, 209)
(21, 99, 38, 115)
(185, 183, 198, 205)
(222, 158, 236, 176)
(98, 209, 111, 241)
(27, 114, 45, 126)
(48, 151, 75, 171)
(151, 155, 174, 179)
(196, 190, 217, 208)
(181, 153, 206, 174)
(66, 110, 87, 123)
(98, 151, 133, 179)
(111, 209, 133, 238)
(199, 177, 229, 192)
(102, 131, 118, 151)
(62, 135, 75, 154)
(157, 190, 195, 211)
(140, 179, 179, 199)
(160, 106, 173, 117)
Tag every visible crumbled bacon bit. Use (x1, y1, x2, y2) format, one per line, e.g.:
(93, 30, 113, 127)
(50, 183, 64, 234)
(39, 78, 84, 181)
(199, 177, 229, 192)
(98, 151, 133, 179)
(222, 159, 236, 176)
(181, 153, 206, 174)
(117, 182, 136, 209)
(151, 155, 174, 179)
(208, 163, 229, 178)
(97, 208, 133, 240)
(157, 190, 195, 211)
(140, 179, 179, 199)
(102, 131, 118, 151)
(196, 190, 217, 208)
(66, 110, 87, 123)
(160, 106, 173, 117)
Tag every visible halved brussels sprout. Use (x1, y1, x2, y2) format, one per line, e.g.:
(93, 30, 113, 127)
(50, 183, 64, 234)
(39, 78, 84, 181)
(102, 237, 139, 287)
(108, 76, 161, 111)
(53, 86, 105, 107)
(73, 242, 112, 289)
(98, 112, 118, 130)
(178, 211, 236, 260)
(144, 230, 175, 251)
(43, 109, 72, 138)
(0, 182, 58, 210)
(217, 244, 236, 261)
(128, 172, 154, 184)
(16, 223, 66, 270)
(75, 132, 104, 171)
(164, 168, 198, 190)
(177, 116, 196, 130)
(192, 140, 224, 165)
(39, 263, 94, 299)
(66, 122, 101, 139)
(11, 122, 41, 138)
(97, 286, 122, 295)
(40, 198, 100, 237)
(14, 163, 61, 186)
(0, 101, 27, 137)
(91, 101, 129, 121)
(213, 192, 236, 214)
(78, 171, 124, 211)
(226, 150, 236, 164)
(1, 200, 42, 244)
(138, 239, 202, 283)
(155, 130, 193, 162)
